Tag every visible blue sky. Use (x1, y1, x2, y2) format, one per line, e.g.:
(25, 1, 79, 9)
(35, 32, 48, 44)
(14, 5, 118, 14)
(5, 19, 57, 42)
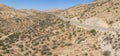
(0, 0, 94, 10)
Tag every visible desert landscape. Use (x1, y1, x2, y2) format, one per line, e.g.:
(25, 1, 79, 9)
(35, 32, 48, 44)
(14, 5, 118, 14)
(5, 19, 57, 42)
(0, 0, 120, 56)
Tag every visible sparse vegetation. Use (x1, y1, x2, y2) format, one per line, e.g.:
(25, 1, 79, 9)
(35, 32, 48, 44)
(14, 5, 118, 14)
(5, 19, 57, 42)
(0, 0, 120, 56)
(0, 40, 4, 46)
(7, 32, 20, 43)
(103, 50, 111, 56)
(66, 21, 70, 28)
(109, 21, 113, 24)
(89, 29, 97, 35)
(65, 43, 73, 46)
(52, 45, 57, 49)
(0, 54, 3, 56)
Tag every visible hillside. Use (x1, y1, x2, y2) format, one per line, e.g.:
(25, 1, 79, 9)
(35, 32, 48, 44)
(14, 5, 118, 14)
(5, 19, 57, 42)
(0, 4, 103, 56)
(0, 4, 15, 11)
(45, 8, 63, 14)
(60, 0, 120, 29)
(0, 0, 120, 56)
(59, 0, 120, 56)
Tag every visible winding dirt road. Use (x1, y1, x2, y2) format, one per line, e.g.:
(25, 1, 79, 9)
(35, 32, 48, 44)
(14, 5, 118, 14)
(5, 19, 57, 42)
(52, 13, 120, 32)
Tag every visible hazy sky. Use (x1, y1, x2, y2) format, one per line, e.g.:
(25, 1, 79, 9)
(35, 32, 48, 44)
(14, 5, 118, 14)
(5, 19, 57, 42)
(0, 0, 94, 10)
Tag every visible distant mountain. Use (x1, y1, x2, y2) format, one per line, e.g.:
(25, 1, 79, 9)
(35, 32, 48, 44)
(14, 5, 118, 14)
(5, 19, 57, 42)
(45, 8, 64, 14)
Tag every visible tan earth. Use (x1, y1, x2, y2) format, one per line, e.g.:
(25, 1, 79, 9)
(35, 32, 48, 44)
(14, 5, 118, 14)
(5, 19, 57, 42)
(0, 0, 120, 56)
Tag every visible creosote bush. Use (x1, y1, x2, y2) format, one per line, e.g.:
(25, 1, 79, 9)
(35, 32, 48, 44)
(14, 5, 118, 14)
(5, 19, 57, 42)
(103, 50, 111, 56)
(89, 29, 97, 35)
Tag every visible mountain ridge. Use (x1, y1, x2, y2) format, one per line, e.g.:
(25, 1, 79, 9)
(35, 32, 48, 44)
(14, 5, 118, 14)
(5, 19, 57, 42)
(0, 4, 15, 11)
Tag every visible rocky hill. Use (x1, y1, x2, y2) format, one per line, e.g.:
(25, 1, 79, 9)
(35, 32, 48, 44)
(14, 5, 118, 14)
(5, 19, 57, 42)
(60, 0, 120, 29)
(59, 0, 119, 28)
(0, 4, 103, 56)
(0, 0, 120, 56)
(0, 4, 15, 11)
(59, 0, 120, 56)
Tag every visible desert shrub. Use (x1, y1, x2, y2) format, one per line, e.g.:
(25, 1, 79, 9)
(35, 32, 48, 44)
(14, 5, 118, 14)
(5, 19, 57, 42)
(18, 44, 23, 48)
(0, 54, 3, 56)
(89, 29, 96, 35)
(34, 42, 39, 46)
(109, 21, 113, 24)
(66, 21, 70, 28)
(41, 45, 51, 55)
(52, 45, 57, 49)
(6, 50, 10, 53)
(8, 32, 19, 39)
(103, 50, 111, 56)
(8, 32, 20, 43)
(0, 40, 4, 46)
(65, 43, 73, 46)
(73, 31, 76, 36)
(2, 47, 7, 50)
(68, 33, 72, 39)
(84, 53, 88, 56)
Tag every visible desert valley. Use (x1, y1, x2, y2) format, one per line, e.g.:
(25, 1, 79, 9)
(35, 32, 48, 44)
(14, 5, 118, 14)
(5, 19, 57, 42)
(0, 0, 120, 56)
